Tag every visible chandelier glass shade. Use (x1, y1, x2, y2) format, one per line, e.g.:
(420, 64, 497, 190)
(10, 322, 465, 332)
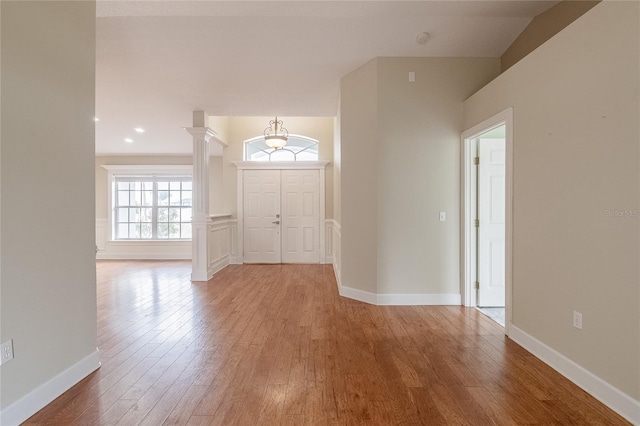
(264, 117, 288, 149)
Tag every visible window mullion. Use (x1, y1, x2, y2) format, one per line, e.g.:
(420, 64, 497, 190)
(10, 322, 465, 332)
(152, 179, 158, 239)
(114, 179, 120, 239)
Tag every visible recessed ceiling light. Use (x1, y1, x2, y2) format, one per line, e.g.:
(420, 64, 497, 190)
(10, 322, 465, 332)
(93, 117, 100, 122)
(124, 138, 133, 143)
(134, 127, 145, 133)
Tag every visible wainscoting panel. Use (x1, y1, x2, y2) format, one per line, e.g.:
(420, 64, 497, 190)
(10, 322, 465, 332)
(95, 217, 237, 264)
(96, 241, 191, 260)
(207, 218, 237, 276)
(96, 217, 191, 260)
(95, 218, 107, 251)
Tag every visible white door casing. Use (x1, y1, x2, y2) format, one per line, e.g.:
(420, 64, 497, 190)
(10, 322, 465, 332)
(243, 170, 281, 263)
(477, 138, 506, 307)
(281, 170, 321, 263)
(461, 108, 513, 335)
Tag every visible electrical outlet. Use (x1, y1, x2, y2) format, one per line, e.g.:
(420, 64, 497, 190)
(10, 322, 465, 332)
(573, 311, 583, 330)
(0, 339, 14, 365)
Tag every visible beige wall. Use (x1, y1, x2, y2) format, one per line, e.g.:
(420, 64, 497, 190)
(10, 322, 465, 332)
(501, 0, 600, 72)
(208, 116, 229, 145)
(340, 59, 379, 293)
(95, 155, 193, 219)
(340, 57, 500, 295)
(333, 113, 341, 225)
(1, 0, 97, 409)
(464, 1, 639, 400)
(209, 156, 224, 213)
(221, 116, 334, 217)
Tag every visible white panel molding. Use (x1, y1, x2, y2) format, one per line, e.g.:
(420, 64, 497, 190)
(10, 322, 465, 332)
(509, 325, 640, 425)
(318, 167, 327, 264)
(324, 219, 334, 263)
(0, 350, 100, 426)
(95, 240, 191, 260)
(228, 220, 240, 264)
(207, 216, 234, 277)
(95, 218, 108, 251)
(95, 216, 236, 278)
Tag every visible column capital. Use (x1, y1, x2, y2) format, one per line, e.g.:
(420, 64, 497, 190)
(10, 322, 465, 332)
(185, 127, 217, 140)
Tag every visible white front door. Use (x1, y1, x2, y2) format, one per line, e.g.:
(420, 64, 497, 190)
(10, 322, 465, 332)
(477, 138, 506, 307)
(281, 170, 320, 263)
(242, 169, 321, 263)
(243, 170, 281, 263)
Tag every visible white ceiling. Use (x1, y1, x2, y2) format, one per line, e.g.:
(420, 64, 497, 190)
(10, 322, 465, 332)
(95, 0, 558, 155)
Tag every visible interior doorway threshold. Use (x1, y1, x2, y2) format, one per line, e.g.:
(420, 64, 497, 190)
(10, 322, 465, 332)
(477, 307, 505, 327)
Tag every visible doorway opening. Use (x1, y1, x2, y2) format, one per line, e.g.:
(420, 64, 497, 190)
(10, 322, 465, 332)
(461, 108, 513, 333)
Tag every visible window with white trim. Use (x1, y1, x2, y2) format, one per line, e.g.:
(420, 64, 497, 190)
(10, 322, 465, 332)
(103, 164, 194, 241)
(244, 135, 319, 161)
(114, 177, 192, 240)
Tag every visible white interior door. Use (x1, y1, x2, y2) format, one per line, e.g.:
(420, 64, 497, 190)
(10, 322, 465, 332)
(281, 170, 320, 263)
(478, 138, 506, 307)
(243, 170, 281, 263)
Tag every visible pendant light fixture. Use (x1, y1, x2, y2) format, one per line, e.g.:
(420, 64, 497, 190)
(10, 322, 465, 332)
(264, 116, 288, 149)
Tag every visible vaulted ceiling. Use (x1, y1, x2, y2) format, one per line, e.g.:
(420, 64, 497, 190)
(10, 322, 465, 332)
(95, 0, 558, 155)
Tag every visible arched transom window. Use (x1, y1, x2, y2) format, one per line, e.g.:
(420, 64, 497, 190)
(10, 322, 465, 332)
(244, 135, 319, 161)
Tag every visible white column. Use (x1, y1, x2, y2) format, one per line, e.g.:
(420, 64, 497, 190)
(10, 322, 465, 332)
(185, 112, 216, 281)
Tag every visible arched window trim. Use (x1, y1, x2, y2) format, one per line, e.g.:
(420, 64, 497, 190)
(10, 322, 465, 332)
(244, 134, 319, 162)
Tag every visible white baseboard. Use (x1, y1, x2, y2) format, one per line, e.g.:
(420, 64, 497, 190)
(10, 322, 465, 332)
(0, 349, 101, 426)
(336, 280, 461, 306)
(332, 262, 341, 287)
(377, 292, 461, 305)
(208, 258, 229, 277)
(338, 283, 378, 304)
(509, 325, 640, 425)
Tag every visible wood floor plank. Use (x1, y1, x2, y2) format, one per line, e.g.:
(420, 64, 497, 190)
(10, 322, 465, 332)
(24, 261, 631, 426)
(255, 384, 287, 425)
(184, 415, 213, 426)
(162, 385, 210, 425)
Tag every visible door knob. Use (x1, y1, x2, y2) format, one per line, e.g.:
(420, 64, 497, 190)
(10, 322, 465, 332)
(272, 221, 280, 224)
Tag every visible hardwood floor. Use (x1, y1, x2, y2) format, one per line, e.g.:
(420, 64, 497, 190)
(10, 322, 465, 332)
(25, 261, 629, 425)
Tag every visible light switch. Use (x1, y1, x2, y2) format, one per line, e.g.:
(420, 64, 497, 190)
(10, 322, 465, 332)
(409, 72, 415, 82)
(439, 212, 446, 221)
